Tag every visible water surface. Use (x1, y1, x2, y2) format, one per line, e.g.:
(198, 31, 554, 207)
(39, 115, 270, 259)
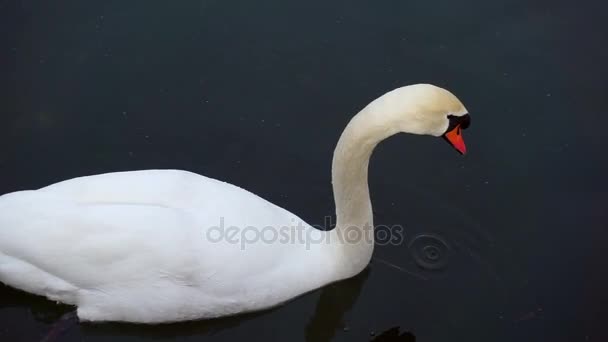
(1, 0, 606, 341)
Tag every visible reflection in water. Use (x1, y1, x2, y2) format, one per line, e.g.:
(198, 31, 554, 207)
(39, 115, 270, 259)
(1, 283, 278, 339)
(41, 312, 78, 342)
(371, 327, 416, 342)
(79, 307, 276, 339)
(305, 267, 417, 342)
(0, 284, 73, 324)
(305, 268, 370, 342)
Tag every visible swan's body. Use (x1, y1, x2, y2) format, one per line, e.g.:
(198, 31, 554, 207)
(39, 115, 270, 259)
(0, 84, 470, 323)
(0, 170, 337, 322)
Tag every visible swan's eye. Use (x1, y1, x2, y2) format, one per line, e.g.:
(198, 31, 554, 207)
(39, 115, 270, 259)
(446, 114, 471, 133)
(446, 115, 459, 132)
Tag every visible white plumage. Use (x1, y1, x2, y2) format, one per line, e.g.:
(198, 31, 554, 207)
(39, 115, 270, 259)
(0, 84, 469, 323)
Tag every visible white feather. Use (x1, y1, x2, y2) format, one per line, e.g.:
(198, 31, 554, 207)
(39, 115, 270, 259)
(0, 84, 468, 323)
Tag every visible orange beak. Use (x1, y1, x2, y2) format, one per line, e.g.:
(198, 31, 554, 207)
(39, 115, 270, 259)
(443, 124, 466, 155)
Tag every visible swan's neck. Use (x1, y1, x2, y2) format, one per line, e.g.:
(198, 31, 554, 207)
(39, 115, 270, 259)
(329, 103, 401, 279)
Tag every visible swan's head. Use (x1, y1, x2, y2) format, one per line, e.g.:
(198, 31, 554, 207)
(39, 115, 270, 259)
(370, 83, 471, 154)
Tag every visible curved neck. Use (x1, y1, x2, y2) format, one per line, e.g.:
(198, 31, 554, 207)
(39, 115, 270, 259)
(321, 84, 465, 281)
(329, 104, 401, 279)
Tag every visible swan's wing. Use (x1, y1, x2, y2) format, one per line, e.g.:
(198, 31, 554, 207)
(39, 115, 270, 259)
(37, 170, 301, 235)
(0, 192, 206, 296)
(36, 169, 316, 268)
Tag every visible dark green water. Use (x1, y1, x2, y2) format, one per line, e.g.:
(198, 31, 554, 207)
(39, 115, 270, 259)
(1, 0, 606, 341)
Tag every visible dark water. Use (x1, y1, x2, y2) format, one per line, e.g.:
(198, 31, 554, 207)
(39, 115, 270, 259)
(1, 0, 607, 341)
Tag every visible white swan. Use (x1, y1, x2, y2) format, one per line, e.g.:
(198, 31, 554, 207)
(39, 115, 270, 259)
(0, 84, 470, 323)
